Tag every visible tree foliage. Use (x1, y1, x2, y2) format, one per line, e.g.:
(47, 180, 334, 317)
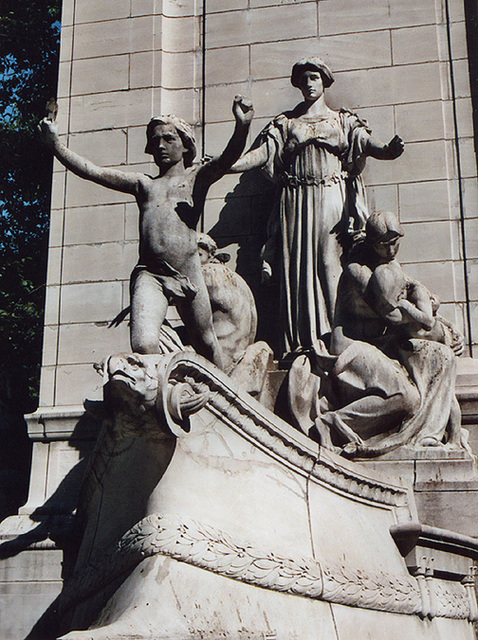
(0, 0, 61, 410)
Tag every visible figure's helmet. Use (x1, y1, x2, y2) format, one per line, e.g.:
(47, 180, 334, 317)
(365, 211, 404, 244)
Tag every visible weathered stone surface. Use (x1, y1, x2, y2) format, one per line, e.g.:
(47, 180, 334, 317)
(63, 204, 126, 246)
(318, 0, 392, 35)
(359, 449, 478, 538)
(402, 261, 466, 305)
(399, 180, 460, 222)
(57, 323, 129, 365)
(395, 101, 447, 143)
(75, 0, 130, 24)
(331, 63, 444, 109)
(159, 15, 200, 52)
(0, 579, 63, 640)
(392, 25, 441, 65)
(60, 0, 74, 27)
(73, 17, 153, 60)
(356, 104, 395, 142)
(71, 55, 129, 96)
(38, 365, 56, 408)
(69, 129, 128, 166)
(453, 58, 472, 99)
(319, 30, 392, 71)
(164, 51, 202, 90)
(206, 45, 250, 85)
(366, 184, 399, 215)
(365, 140, 449, 185)
(45, 246, 62, 285)
(205, 3, 317, 49)
(6, 3, 478, 639)
(60, 282, 123, 324)
(42, 351, 478, 639)
(399, 220, 461, 263)
(288, 211, 466, 458)
(130, 0, 154, 18)
(55, 364, 105, 404)
(64, 173, 132, 208)
(61, 242, 137, 284)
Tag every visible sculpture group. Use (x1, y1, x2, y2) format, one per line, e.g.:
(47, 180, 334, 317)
(40, 56, 468, 458)
(288, 210, 465, 457)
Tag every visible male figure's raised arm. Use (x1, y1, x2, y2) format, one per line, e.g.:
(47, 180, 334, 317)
(39, 118, 143, 196)
(199, 96, 254, 186)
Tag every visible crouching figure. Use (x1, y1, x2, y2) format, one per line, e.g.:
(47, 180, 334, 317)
(288, 211, 468, 458)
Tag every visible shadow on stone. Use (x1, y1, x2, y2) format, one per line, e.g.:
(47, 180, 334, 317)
(0, 367, 32, 524)
(0, 406, 102, 640)
(208, 170, 282, 356)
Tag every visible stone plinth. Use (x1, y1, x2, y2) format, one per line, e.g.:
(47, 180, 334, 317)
(49, 353, 478, 639)
(357, 448, 478, 537)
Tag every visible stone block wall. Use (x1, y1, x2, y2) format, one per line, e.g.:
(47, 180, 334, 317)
(41, 0, 477, 408)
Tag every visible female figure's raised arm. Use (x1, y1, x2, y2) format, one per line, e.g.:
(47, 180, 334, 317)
(365, 134, 404, 160)
(39, 118, 142, 196)
(229, 141, 269, 173)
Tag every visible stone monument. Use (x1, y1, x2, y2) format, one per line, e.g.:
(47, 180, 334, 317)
(2, 1, 478, 639)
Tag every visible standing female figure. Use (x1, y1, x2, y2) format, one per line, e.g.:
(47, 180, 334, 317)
(232, 57, 404, 355)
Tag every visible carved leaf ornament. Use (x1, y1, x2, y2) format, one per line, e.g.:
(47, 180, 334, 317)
(60, 513, 475, 622)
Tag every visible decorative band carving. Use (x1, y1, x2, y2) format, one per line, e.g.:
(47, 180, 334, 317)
(60, 513, 456, 619)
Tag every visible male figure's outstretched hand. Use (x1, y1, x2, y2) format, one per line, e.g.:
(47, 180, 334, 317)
(233, 95, 254, 126)
(38, 117, 59, 147)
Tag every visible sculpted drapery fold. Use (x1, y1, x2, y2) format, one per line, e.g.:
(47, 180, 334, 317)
(259, 109, 372, 353)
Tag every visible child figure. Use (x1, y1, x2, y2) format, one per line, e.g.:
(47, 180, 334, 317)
(363, 211, 464, 355)
(39, 97, 254, 370)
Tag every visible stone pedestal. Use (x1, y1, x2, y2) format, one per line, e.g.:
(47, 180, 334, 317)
(357, 448, 478, 536)
(42, 353, 478, 640)
(0, 406, 101, 638)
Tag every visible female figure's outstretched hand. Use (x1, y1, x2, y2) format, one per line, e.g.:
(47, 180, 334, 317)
(366, 134, 404, 160)
(383, 134, 405, 159)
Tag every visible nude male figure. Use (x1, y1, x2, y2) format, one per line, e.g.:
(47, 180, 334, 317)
(39, 97, 254, 370)
(197, 233, 257, 374)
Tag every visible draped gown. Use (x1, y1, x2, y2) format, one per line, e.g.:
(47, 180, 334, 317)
(260, 108, 373, 355)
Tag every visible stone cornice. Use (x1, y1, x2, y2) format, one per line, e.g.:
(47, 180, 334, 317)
(157, 352, 409, 508)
